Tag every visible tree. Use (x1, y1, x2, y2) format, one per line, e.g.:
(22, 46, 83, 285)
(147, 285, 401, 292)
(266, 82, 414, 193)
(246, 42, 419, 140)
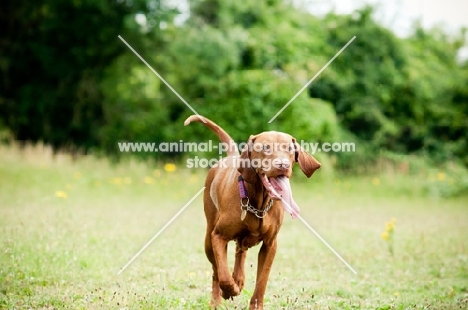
(0, 0, 150, 149)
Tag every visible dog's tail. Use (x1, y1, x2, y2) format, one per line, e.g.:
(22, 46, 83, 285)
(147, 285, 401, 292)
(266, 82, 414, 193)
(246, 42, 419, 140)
(184, 115, 239, 157)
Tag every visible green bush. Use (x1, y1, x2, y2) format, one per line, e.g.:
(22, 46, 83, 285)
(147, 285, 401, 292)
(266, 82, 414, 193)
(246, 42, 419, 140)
(1, 1, 467, 174)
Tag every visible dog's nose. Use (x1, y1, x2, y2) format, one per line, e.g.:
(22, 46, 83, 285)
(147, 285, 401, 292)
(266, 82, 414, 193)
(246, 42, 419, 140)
(273, 158, 291, 170)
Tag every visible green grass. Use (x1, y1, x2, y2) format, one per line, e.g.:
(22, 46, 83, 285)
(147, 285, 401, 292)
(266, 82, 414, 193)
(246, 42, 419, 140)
(1, 143, 467, 309)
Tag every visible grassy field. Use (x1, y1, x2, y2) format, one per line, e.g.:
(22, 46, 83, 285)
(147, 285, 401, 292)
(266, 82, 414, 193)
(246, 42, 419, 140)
(1, 143, 467, 309)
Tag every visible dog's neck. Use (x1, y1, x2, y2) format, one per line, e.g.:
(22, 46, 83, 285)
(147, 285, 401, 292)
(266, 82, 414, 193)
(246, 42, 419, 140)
(237, 171, 274, 211)
(243, 175, 271, 210)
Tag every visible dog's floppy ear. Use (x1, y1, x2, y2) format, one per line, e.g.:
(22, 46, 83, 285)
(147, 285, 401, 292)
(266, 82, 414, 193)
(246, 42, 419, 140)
(237, 135, 258, 183)
(293, 138, 321, 177)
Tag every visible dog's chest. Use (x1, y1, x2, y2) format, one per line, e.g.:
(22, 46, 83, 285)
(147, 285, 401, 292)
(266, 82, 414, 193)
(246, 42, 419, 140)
(236, 233, 263, 251)
(235, 208, 282, 251)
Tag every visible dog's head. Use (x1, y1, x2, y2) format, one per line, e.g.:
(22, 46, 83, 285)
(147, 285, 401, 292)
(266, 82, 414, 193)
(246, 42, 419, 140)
(237, 131, 320, 218)
(237, 131, 321, 182)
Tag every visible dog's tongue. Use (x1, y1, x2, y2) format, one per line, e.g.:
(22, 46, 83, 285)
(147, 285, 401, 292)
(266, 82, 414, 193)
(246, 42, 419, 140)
(262, 175, 300, 219)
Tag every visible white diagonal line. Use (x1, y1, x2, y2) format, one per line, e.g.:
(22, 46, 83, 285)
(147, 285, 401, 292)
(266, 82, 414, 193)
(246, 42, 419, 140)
(268, 36, 356, 123)
(118, 35, 206, 123)
(282, 198, 357, 274)
(297, 214, 357, 274)
(117, 187, 205, 275)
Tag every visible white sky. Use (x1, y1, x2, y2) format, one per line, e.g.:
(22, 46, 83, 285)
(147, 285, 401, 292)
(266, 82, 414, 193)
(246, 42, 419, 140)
(305, 0, 468, 36)
(301, 0, 468, 60)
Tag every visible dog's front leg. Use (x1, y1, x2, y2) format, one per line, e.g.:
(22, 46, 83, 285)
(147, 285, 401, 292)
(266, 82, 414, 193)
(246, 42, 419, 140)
(250, 239, 277, 310)
(232, 244, 246, 292)
(211, 232, 240, 299)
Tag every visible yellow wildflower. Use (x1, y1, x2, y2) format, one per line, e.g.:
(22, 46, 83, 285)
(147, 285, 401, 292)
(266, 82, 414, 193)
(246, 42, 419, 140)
(143, 176, 154, 184)
(437, 172, 446, 181)
(110, 177, 122, 185)
(372, 178, 380, 186)
(164, 163, 176, 172)
(381, 231, 389, 241)
(73, 172, 81, 179)
(55, 191, 68, 199)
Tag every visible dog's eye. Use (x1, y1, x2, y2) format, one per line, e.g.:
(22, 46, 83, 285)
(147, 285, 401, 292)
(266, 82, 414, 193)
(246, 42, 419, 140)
(263, 144, 271, 152)
(289, 145, 294, 152)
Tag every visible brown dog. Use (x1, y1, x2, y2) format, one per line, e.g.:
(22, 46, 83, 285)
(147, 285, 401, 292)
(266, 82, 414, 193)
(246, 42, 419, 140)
(184, 115, 321, 309)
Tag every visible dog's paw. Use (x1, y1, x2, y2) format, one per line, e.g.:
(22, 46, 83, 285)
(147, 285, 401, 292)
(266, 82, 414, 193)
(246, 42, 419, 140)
(219, 280, 240, 299)
(210, 298, 222, 309)
(210, 285, 222, 308)
(233, 277, 245, 292)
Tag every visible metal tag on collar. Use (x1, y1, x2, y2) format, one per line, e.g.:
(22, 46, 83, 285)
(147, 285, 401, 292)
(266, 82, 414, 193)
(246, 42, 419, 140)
(241, 209, 247, 221)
